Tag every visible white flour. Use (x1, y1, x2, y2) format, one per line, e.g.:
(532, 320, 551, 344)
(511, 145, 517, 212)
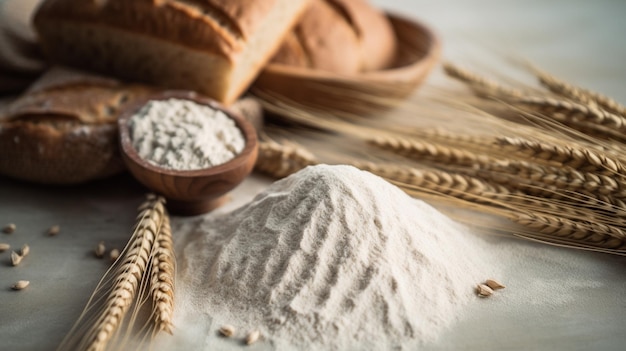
(173, 165, 499, 350)
(130, 98, 245, 170)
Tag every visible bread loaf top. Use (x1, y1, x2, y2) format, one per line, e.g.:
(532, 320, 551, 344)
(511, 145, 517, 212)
(271, 0, 397, 73)
(34, 0, 283, 59)
(1, 67, 154, 125)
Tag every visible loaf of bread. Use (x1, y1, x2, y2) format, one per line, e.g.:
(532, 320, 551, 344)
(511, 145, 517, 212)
(270, 0, 397, 74)
(0, 67, 156, 184)
(32, 0, 312, 105)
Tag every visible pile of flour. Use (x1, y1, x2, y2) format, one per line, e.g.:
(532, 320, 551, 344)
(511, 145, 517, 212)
(130, 98, 245, 170)
(175, 165, 498, 350)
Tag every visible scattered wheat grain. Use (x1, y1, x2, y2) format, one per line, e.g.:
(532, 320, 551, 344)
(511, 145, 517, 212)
(219, 325, 236, 338)
(109, 249, 120, 263)
(245, 330, 261, 345)
(94, 241, 106, 258)
(11, 251, 22, 266)
(476, 284, 494, 297)
(3, 223, 16, 234)
(485, 279, 506, 290)
(12, 280, 29, 290)
(20, 244, 30, 257)
(0, 243, 9, 252)
(47, 225, 60, 236)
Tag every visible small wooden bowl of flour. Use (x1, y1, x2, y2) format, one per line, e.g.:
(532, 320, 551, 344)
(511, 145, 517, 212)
(118, 91, 258, 216)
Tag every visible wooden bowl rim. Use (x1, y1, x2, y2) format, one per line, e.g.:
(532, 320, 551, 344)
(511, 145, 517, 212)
(118, 90, 258, 178)
(259, 12, 441, 82)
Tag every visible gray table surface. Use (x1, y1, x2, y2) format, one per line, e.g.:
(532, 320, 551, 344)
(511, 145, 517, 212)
(2, 0, 626, 350)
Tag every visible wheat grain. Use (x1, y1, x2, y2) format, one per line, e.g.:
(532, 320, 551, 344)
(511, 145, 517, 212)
(20, 244, 30, 257)
(47, 225, 61, 236)
(245, 330, 261, 345)
(485, 279, 506, 290)
(11, 251, 22, 266)
(476, 284, 494, 298)
(109, 249, 120, 263)
(219, 325, 236, 338)
(11, 280, 29, 290)
(149, 211, 175, 335)
(255, 139, 318, 178)
(3, 223, 16, 234)
(94, 241, 106, 259)
(0, 243, 9, 252)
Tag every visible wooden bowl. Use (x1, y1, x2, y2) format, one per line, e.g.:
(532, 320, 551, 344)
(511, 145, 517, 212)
(118, 91, 258, 216)
(253, 13, 441, 114)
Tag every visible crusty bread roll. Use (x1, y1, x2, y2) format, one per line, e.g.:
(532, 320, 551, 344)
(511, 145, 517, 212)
(32, 0, 312, 105)
(0, 67, 156, 184)
(270, 0, 397, 74)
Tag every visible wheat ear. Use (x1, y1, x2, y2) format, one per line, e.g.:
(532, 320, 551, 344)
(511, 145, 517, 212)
(352, 161, 514, 205)
(443, 62, 525, 98)
(508, 96, 626, 137)
(535, 69, 626, 117)
(368, 135, 495, 168)
(255, 139, 318, 178)
(511, 212, 626, 250)
(149, 213, 175, 335)
(496, 137, 626, 175)
(81, 195, 164, 351)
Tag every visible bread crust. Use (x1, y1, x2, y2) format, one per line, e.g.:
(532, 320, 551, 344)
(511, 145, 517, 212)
(271, 0, 396, 73)
(33, 0, 311, 105)
(33, 0, 282, 57)
(0, 68, 155, 184)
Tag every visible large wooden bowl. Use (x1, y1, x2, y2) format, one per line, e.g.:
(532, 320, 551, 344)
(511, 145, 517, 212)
(253, 14, 441, 114)
(118, 91, 258, 216)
